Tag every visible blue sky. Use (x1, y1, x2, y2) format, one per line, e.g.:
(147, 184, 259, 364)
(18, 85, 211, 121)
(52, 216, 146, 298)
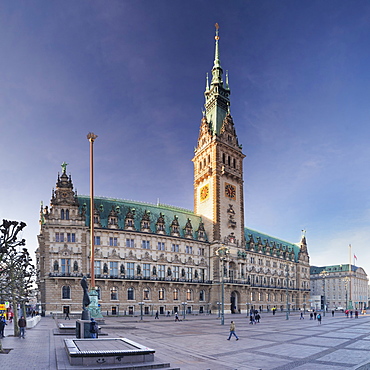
(1, 0, 370, 277)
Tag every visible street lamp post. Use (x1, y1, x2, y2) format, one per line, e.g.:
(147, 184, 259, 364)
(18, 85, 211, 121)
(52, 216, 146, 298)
(138, 302, 144, 321)
(344, 276, 350, 310)
(217, 302, 221, 318)
(182, 302, 187, 320)
(286, 264, 289, 320)
(320, 270, 328, 316)
(216, 245, 230, 326)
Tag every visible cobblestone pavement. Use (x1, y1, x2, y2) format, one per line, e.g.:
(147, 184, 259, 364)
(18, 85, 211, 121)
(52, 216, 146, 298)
(1, 312, 370, 369)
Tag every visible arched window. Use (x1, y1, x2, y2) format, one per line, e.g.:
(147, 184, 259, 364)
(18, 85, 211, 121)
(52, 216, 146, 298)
(66, 209, 70, 220)
(186, 289, 193, 301)
(127, 287, 134, 300)
(199, 290, 205, 301)
(159, 288, 165, 300)
(110, 287, 118, 300)
(62, 286, 71, 299)
(143, 288, 150, 300)
(61, 209, 65, 220)
(173, 288, 179, 301)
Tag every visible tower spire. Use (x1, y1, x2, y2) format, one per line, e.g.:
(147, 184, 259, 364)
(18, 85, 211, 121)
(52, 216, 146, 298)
(204, 23, 230, 135)
(211, 23, 223, 84)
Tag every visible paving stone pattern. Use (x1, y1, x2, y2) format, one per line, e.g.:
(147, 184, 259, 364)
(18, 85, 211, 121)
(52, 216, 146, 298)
(1, 312, 370, 369)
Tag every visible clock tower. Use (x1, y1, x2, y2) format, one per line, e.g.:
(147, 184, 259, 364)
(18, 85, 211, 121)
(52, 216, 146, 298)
(193, 24, 245, 246)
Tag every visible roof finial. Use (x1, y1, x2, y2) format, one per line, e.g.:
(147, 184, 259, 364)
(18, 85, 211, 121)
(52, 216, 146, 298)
(205, 72, 209, 91)
(61, 161, 68, 174)
(212, 23, 222, 84)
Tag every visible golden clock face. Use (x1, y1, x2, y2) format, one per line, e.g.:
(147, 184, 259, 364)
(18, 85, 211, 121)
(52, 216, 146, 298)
(200, 184, 209, 202)
(225, 183, 236, 199)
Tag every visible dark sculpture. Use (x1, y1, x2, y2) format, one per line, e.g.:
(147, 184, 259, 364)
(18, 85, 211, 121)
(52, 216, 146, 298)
(80, 276, 91, 320)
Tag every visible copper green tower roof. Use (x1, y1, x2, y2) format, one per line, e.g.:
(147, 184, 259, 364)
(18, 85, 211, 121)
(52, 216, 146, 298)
(204, 23, 231, 135)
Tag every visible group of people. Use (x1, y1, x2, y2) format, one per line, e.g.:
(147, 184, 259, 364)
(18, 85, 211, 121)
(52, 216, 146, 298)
(0, 314, 27, 338)
(345, 309, 359, 318)
(249, 309, 261, 324)
(308, 310, 322, 324)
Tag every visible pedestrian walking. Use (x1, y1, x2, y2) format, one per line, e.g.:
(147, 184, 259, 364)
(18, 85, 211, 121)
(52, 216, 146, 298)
(314, 312, 317, 320)
(175, 312, 179, 321)
(0, 316, 6, 338)
(155, 311, 159, 319)
(18, 316, 26, 338)
(355, 310, 359, 318)
(332, 310, 334, 317)
(300, 312, 304, 320)
(227, 321, 239, 341)
(317, 313, 322, 325)
(64, 309, 70, 320)
(310, 312, 313, 320)
(89, 318, 98, 338)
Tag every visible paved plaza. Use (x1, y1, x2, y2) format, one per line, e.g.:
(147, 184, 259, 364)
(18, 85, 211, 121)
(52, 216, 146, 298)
(1, 311, 370, 369)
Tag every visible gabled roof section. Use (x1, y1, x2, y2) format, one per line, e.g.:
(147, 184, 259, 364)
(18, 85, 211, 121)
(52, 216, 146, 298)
(244, 227, 300, 262)
(77, 195, 208, 242)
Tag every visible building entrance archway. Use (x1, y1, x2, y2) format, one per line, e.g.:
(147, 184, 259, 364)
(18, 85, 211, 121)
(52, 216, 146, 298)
(230, 291, 240, 313)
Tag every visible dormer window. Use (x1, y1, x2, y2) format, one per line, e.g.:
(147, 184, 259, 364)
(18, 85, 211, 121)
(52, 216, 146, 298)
(140, 210, 151, 232)
(196, 221, 206, 241)
(93, 208, 101, 227)
(124, 208, 135, 230)
(156, 213, 166, 234)
(170, 215, 180, 236)
(184, 218, 193, 239)
(108, 206, 118, 229)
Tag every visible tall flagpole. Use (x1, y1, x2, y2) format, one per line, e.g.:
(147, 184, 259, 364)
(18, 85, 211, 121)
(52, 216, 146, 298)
(348, 244, 352, 309)
(87, 132, 98, 289)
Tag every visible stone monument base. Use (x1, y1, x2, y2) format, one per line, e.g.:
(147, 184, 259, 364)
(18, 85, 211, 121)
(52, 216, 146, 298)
(64, 338, 155, 366)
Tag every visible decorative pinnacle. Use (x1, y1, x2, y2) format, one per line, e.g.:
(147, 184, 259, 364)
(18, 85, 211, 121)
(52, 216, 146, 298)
(215, 23, 220, 40)
(61, 161, 69, 174)
(87, 132, 98, 142)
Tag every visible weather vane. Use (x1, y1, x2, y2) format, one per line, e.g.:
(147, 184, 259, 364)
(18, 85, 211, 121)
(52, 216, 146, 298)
(215, 23, 220, 40)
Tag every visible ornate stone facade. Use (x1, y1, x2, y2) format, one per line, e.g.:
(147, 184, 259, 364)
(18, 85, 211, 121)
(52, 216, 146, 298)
(36, 26, 310, 316)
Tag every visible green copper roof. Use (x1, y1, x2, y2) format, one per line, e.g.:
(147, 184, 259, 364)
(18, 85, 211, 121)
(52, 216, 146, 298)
(244, 227, 301, 262)
(204, 24, 230, 136)
(310, 264, 358, 274)
(77, 195, 208, 241)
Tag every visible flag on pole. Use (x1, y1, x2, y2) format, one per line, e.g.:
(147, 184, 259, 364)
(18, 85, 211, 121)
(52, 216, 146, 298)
(354, 254, 357, 260)
(354, 254, 357, 266)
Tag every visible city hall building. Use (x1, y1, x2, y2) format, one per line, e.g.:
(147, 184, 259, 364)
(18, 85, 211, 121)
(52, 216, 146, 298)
(36, 27, 310, 317)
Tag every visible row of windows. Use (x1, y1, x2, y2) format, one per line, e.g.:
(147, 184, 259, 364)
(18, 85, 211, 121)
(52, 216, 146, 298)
(92, 237, 205, 255)
(248, 275, 295, 287)
(94, 261, 205, 280)
(222, 153, 237, 169)
(55, 232, 76, 242)
(62, 285, 205, 302)
(250, 291, 301, 302)
(248, 257, 295, 271)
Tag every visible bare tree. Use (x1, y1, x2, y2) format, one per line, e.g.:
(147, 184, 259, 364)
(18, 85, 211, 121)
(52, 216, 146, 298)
(0, 220, 35, 350)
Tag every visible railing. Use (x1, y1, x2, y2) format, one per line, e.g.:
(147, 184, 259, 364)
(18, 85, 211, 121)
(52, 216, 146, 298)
(49, 272, 212, 284)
